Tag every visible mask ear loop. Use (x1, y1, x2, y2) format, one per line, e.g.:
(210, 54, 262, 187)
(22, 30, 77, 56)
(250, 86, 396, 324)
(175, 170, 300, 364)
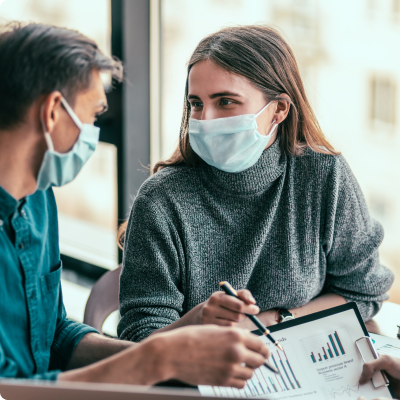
(255, 101, 272, 118)
(40, 103, 55, 152)
(268, 120, 279, 136)
(60, 97, 83, 130)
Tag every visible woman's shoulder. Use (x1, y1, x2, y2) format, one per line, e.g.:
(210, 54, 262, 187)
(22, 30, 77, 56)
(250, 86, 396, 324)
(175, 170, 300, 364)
(136, 164, 201, 199)
(291, 146, 348, 174)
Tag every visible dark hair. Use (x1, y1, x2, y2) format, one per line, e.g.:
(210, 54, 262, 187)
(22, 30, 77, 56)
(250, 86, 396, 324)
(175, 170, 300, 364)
(0, 22, 123, 129)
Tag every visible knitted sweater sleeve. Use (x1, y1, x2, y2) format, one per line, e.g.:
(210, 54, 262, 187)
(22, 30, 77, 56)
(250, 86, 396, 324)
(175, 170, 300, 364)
(323, 156, 394, 321)
(117, 194, 184, 342)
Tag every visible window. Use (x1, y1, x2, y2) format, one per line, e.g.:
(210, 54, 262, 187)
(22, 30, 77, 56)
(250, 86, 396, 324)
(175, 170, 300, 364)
(53, 142, 118, 270)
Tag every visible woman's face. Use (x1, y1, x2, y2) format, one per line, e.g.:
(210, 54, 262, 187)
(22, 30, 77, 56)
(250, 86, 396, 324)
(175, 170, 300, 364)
(188, 60, 289, 138)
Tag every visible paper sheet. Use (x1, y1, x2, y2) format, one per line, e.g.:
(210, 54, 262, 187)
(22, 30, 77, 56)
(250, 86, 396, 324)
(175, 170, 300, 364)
(369, 333, 400, 358)
(199, 309, 392, 399)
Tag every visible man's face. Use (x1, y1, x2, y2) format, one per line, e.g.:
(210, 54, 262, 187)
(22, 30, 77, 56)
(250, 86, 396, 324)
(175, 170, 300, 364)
(50, 69, 108, 153)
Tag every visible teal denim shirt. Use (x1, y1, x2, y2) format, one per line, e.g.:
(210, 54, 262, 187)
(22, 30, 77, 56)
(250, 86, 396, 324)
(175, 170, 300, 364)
(0, 186, 97, 380)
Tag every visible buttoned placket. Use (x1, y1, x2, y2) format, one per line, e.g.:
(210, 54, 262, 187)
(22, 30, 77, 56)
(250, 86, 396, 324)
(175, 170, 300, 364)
(11, 208, 43, 372)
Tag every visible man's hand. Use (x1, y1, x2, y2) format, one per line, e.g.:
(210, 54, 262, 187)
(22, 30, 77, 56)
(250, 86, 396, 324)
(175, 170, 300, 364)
(358, 354, 400, 399)
(157, 325, 270, 388)
(60, 325, 270, 388)
(199, 290, 259, 326)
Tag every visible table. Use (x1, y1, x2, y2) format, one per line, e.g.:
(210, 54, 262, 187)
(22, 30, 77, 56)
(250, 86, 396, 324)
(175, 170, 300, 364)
(366, 301, 400, 339)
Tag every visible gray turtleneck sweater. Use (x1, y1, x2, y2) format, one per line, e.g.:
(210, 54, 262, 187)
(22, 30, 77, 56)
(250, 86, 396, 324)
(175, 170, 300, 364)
(118, 140, 394, 342)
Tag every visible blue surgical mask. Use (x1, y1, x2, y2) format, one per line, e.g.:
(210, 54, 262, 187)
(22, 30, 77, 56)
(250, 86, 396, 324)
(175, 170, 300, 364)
(189, 102, 278, 173)
(36, 97, 100, 191)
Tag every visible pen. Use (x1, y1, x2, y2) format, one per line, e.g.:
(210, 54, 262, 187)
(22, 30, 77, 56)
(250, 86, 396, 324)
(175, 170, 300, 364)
(219, 281, 284, 351)
(219, 281, 281, 375)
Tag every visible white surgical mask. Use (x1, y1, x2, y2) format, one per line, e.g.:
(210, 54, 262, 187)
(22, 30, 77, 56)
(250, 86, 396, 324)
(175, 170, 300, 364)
(36, 97, 100, 191)
(189, 102, 278, 173)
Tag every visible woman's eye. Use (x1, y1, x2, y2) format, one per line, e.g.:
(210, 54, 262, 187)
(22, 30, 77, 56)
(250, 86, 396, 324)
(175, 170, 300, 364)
(191, 101, 203, 108)
(220, 99, 233, 106)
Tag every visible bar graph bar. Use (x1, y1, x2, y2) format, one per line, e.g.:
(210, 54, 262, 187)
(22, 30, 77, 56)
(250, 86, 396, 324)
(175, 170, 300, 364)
(308, 330, 346, 362)
(334, 331, 345, 355)
(327, 342, 334, 358)
(329, 334, 339, 356)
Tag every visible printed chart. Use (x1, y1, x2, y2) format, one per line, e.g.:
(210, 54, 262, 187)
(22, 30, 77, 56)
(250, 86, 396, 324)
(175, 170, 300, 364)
(300, 327, 351, 366)
(322, 382, 360, 399)
(205, 344, 304, 398)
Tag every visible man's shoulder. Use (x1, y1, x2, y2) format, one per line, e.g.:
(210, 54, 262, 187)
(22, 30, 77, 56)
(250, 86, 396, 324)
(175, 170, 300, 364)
(26, 188, 58, 225)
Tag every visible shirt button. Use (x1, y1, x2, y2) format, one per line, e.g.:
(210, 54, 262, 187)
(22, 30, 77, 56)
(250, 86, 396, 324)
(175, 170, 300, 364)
(18, 242, 24, 250)
(21, 210, 27, 219)
(0, 220, 3, 228)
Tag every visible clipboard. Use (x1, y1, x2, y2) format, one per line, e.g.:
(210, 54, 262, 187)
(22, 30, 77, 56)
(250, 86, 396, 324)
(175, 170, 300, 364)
(237, 302, 393, 399)
(200, 302, 393, 399)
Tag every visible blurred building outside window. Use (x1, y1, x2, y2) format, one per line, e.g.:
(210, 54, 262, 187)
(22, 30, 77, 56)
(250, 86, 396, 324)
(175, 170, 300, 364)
(370, 76, 396, 131)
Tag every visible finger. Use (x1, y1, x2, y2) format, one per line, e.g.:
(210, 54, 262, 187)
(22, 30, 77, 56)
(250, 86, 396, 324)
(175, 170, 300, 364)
(236, 289, 257, 305)
(217, 295, 260, 315)
(213, 318, 236, 327)
(215, 308, 247, 322)
(242, 333, 271, 359)
(230, 364, 255, 381)
(359, 356, 392, 384)
(240, 347, 266, 369)
(226, 378, 248, 389)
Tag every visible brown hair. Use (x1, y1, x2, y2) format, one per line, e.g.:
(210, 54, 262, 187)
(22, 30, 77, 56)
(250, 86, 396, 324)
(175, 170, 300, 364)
(118, 24, 339, 248)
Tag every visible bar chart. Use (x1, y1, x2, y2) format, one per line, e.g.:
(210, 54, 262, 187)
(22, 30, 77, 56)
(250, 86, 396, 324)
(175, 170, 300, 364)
(300, 327, 350, 366)
(208, 344, 303, 398)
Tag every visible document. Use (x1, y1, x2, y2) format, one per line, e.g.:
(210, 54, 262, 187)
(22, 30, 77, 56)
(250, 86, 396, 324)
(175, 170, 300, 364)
(199, 304, 393, 399)
(369, 332, 400, 358)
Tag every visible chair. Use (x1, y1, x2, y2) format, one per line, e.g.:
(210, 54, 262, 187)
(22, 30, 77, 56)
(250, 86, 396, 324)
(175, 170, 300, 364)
(83, 264, 122, 335)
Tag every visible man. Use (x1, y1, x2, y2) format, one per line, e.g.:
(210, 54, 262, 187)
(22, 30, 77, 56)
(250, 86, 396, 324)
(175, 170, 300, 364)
(0, 22, 269, 387)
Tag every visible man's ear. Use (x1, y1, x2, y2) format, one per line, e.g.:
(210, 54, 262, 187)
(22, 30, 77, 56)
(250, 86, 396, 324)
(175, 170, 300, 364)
(40, 91, 63, 134)
(273, 93, 291, 124)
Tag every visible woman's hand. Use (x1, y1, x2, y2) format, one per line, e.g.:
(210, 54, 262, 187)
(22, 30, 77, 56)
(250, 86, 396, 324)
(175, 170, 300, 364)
(358, 355, 400, 399)
(198, 290, 260, 326)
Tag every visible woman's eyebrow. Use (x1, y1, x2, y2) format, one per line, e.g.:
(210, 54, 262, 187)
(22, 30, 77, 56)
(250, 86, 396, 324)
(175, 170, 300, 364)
(209, 91, 242, 99)
(187, 91, 242, 101)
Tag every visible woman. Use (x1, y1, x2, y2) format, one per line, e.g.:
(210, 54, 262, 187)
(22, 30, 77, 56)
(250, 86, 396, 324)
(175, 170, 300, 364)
(117, 25, 394, 343)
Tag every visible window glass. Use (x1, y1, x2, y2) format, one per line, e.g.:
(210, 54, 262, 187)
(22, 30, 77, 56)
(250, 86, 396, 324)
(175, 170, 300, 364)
(161, 0, 400, 302)
(0, 0, 118, 271)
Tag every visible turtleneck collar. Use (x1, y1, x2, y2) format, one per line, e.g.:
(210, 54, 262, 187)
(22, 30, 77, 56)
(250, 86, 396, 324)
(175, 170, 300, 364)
(200, 139, 286, 195)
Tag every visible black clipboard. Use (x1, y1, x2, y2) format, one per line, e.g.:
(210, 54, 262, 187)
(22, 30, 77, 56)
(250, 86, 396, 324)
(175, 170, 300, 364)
(251, 302, 393, 398)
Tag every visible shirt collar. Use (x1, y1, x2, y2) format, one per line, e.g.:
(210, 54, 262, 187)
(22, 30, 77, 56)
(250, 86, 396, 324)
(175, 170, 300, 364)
(0, 185, 19, 221)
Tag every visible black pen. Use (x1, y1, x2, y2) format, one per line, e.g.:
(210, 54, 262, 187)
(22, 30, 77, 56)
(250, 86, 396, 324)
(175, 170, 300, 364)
(219, 281, 282, 374)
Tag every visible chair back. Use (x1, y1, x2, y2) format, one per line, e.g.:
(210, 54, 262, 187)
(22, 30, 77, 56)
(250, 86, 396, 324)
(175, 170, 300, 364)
(83, 265, 122, 334)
